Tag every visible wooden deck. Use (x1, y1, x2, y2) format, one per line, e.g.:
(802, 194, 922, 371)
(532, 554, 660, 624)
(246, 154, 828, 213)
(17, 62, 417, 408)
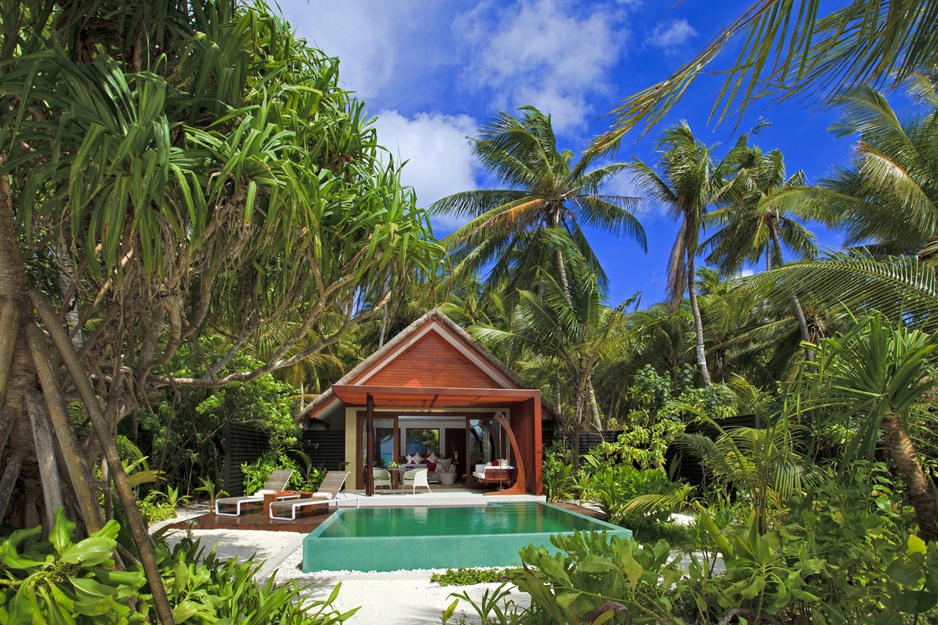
(168, 507, 336, 533)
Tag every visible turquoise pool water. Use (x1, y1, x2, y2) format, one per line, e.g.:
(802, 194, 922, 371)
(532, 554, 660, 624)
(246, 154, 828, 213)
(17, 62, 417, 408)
(301, 502, 631, 573)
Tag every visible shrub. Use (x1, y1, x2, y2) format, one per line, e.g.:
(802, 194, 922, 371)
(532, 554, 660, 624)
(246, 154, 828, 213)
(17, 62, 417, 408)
(0, 509, 356, 624)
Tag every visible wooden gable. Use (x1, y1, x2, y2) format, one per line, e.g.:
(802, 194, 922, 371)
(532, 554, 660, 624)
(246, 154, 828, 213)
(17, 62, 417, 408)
(358, 329, 503, 389)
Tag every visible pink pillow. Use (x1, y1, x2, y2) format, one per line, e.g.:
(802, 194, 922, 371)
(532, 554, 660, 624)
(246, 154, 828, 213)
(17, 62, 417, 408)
(427, 461, 437, 471)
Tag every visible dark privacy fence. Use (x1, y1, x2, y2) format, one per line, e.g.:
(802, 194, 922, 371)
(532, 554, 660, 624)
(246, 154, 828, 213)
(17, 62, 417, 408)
(221, 424, 347, 495)
(221, 423, 270, 496)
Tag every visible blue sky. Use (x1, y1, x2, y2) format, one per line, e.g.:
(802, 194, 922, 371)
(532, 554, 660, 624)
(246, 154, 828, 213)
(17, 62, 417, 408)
(277, 0, 858, 306)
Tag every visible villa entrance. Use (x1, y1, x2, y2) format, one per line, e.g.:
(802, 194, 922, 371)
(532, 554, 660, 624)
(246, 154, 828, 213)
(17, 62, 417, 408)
(354, 412, 512, 490)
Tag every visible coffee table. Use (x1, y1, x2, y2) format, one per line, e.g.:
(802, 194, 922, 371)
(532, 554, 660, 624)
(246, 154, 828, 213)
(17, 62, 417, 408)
(262, 490, 310, 516)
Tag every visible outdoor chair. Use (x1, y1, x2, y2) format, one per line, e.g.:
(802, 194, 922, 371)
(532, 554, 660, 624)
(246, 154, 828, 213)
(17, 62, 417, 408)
(214, 469, 294, 516)
(402, 468, 431, 494)
(373, 468, 393, 492)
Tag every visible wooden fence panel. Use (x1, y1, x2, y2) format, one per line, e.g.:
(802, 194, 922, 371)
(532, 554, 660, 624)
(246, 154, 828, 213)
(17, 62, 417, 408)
(222, 423, 270, 496)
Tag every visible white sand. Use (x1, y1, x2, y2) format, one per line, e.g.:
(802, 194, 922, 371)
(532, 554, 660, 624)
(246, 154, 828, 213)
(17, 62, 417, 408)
(151, 513, 529, 624)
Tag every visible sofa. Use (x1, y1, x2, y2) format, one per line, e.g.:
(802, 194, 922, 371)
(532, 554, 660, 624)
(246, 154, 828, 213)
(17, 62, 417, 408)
(472, 460, 515, 486)
(401, 453, 456, 484)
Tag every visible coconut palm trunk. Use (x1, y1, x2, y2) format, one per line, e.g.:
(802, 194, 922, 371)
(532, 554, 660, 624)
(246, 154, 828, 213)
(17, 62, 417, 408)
(686, 255, 712, 386)
(769, 221, 814, 361)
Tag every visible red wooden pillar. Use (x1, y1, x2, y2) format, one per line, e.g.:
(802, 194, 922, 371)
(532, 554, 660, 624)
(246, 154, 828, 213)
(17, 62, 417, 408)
(365, 393, 375, 496)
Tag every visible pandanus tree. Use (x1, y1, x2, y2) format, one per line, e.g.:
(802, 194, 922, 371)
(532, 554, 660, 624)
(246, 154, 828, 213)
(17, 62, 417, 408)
(0, 1, 439, 620)
(810, 313, 938, 542)
(629, 122, 721, 385)
(429, 106, 646, 298)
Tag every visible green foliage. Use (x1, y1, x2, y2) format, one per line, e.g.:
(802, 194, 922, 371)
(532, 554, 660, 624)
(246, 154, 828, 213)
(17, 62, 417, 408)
(0, 508, 148, 624)
(192, 477, 228, 505)
(241, 451, 325, 494)
(576, 457, 683, 528)
(461, 463, 938, 624)
(136, 491, 181, 525)
(541, 442, 576, 502)
(431, 568, 516, 587)
(154, 535, 356, 624)
(0, 509, 357, 624)
(135, 345, 302, 493)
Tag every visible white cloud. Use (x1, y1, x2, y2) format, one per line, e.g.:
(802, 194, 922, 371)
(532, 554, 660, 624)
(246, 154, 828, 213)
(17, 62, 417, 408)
(457, 0, 628, 134)
(647, 19, 697, 52)
(278, 1, 450, 100)
(372, 111, 482, 231)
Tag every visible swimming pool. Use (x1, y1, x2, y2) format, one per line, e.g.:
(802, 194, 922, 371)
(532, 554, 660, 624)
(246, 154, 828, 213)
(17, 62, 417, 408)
(301, 502, 631, 573)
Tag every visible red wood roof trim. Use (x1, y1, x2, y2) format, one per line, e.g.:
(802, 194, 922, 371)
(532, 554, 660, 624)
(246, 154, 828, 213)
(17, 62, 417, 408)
(332, 384, 541, 408)
(355, 324, 514, 388)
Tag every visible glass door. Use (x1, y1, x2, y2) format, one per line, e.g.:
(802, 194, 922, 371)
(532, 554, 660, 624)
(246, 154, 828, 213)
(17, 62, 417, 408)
(358, 416, 398, 488)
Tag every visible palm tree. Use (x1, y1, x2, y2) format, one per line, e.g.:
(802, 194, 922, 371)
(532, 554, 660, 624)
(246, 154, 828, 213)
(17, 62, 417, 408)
(629, 122, 719, 385)
(592, 0, 938, 148)
(429, 106, 646, 297)
(751, 82, 938, 328)
(809, 312, 938, 542)
(469, 241, 629, 469)
(812, 81, 938, 259)
(705, 143, 818, 360)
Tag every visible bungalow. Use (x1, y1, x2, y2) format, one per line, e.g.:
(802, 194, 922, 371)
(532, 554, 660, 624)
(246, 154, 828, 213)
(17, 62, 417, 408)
(298, 310, 556, 495)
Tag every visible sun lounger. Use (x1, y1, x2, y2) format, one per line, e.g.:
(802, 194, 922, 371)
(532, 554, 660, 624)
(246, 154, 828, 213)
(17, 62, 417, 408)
(269, 493, 360, 520)
(214, 469, 294, 516)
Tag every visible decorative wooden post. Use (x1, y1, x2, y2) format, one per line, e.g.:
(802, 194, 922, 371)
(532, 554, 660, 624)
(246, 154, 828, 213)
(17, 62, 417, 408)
(365, 393, 375, 496)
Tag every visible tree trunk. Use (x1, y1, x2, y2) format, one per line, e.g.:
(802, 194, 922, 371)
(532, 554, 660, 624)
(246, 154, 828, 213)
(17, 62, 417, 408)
(32, 292, 176, 624)
(549, 212, 573, 304)
(27, 323, 104, 532)
(769, 222, 813, 361)
(26, 391, 64, 529)
(881, 416, 938, 542)
(686, 254, 711, 386)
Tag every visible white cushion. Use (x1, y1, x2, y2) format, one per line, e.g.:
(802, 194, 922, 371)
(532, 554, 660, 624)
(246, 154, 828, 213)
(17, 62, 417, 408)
(411, 453, 424, 465)
(312, 491, 333, 499)
(428, 452, 439, 463)
(501, 459, 510, 467)
(254, 489, 276, 496)
(439, 458, 452, 471)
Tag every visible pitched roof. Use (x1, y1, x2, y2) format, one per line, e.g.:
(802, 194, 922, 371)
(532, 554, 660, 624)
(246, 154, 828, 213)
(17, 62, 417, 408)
(298, 309, 557, 421)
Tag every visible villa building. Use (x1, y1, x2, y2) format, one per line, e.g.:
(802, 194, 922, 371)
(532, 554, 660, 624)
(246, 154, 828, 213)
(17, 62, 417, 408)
(298, 310, 555, 495)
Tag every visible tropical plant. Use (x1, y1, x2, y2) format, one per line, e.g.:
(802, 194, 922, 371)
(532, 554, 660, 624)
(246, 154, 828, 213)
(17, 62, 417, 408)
(704, 143, 817, 360)
(680, 415, 821, 533)
(0, 508, 146, 624)
(808, 312, 938, 542)
(429, 106, 646, 296)
(748, 83, 938, 329)
(193, 477, 228, 507)
(470, 245, 630, 469)
(0, 2, 441, 616)
(592, 0, 938, 145)
(629, 123, 724, 385)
